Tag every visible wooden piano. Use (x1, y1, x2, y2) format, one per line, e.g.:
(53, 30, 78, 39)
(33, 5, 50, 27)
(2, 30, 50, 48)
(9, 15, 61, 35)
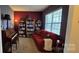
(2, 28, 18, 53)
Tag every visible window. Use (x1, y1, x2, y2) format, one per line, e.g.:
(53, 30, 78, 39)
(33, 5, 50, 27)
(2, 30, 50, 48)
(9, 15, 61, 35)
(45, 8, 62, 35)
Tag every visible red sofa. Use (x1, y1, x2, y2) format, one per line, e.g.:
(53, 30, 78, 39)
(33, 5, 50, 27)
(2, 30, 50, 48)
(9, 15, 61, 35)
(32, 30, 64, 52)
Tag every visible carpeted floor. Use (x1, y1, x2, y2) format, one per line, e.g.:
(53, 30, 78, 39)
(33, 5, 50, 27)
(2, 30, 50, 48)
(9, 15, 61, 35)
(12, 37, 40, 53)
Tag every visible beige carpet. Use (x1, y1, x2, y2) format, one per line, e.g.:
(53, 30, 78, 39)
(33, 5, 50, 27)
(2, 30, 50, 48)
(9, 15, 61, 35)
(12, 37, 40, 53)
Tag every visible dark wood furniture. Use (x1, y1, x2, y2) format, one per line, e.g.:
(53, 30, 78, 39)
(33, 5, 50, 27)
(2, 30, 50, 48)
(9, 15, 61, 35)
(26, 18, 35, 37)
(2, 28, 18, 53)
(18, 17, 42, 38)
(19, 18, 26, 37)
(35, 20, 41, 31)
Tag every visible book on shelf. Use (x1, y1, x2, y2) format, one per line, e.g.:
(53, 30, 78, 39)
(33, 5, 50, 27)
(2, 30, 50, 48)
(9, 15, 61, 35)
(27, 28, 34, 31)
(26, 25, 33, 27)
(19, 24, 25, 26)
(19, 31, 24, 34)
(19, 35, 25, 37)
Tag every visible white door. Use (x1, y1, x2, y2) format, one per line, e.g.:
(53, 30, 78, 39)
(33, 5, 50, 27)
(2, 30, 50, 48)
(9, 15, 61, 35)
(0, 8, 2, 53)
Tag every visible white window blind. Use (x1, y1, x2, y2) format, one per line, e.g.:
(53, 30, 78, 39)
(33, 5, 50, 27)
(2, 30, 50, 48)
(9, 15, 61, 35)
(45, 8, 62, 35)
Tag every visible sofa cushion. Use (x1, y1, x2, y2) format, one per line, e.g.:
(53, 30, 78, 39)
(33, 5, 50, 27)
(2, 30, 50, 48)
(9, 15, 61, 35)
(32, 30, 63, 52)
(49, 32, 58, 40)
(36, 30, 49, 38)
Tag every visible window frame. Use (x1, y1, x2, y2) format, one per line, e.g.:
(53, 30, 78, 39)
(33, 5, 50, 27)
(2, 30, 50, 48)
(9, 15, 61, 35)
(45, 8, 62, 35)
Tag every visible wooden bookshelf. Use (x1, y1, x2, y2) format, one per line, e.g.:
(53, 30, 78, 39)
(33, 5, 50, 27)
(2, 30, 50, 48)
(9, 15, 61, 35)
(35, 20, 41, 31)
(26, 18, 35, 37)
(18, 17, 41, 37)
(18, 18, 26, 37)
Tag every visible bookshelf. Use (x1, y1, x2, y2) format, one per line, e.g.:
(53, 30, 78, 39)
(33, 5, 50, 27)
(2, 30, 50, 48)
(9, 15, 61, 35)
(18, 17, 41, 37)
(35, 20, 41, 31)
(18, 18, 26, 37)
(26, 18, 35, 37)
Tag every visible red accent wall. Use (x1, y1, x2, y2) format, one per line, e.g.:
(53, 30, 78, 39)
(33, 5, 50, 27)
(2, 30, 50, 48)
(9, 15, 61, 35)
(14, 11, 43, 21)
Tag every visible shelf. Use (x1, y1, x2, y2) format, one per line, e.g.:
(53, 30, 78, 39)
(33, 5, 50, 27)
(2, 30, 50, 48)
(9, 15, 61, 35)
(19, 35, 25, 37)
(18, 18, 41, 37)
(35, 20, 41, 31)
(18, 18, 26, 37)
(19, 28, 25, 30)
(26, 18, 35, 37)
(19, 24, 25, 26)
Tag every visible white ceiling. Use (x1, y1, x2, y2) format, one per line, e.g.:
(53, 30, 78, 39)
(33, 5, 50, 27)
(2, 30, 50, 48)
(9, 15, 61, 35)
(10, 5, 49, 11)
